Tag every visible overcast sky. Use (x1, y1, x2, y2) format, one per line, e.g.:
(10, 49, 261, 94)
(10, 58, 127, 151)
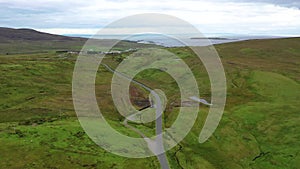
(1, 0, 300, 36)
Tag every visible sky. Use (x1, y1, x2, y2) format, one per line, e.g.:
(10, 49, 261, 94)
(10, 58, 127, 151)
(1, 0, 300, 36)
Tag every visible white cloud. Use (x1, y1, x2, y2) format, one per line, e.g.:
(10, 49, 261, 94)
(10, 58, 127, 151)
(1, 0, 300, 36)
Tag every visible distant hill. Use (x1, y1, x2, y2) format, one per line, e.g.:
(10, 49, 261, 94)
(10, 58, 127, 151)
(0, 27, 87, 54)
(0, 27, 153, 54)
(0, 27, 85, 42)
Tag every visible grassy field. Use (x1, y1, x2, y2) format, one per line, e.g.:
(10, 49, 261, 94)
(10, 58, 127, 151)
(0, 37, 299, 168)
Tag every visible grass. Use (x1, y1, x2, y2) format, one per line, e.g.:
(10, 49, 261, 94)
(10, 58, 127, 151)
(0, 118, 159, 169)
(0, 37, 299, 168)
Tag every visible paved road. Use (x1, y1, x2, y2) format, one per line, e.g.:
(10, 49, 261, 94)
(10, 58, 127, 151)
(101, 63, 170, 169)
(102, 63, 212, 169)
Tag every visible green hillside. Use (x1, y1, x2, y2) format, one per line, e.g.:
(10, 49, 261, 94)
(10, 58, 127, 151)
(0, 37, 299, 168)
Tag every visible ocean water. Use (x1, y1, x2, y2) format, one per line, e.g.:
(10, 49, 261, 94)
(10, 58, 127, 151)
(66, 33, 282, 47)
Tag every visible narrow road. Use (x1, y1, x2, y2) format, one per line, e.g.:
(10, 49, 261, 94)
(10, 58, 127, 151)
(101, 63, 170, 169)
(101, 63, 212, 169)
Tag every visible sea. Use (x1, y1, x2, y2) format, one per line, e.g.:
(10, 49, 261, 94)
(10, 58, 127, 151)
(65, 33, 284, 47)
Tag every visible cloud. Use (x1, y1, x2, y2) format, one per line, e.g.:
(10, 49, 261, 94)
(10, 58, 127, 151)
(0, 0, 300, 36)
(219, 0, 300, 8)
